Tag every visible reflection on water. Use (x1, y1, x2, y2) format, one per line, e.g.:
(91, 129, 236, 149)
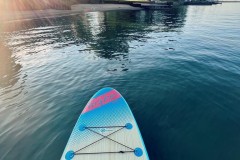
(2, 8, 187, 74)
(1, 3, 240, 160)
(0, 43, 22, 88)
(2, 7, 187, 54)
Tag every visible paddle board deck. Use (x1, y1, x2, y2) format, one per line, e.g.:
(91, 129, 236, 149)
(61, 88, 149, 160)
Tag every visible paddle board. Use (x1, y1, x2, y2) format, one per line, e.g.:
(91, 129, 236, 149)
(61, 87, 149, 160)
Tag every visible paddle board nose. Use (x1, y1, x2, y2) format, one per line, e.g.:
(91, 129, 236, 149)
(61, 88, 149, 160)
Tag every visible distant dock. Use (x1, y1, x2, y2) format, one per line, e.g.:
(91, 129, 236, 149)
(218, 1, 240, 3)
(183, 1, 222, 5)
(130, 2, 173, 10)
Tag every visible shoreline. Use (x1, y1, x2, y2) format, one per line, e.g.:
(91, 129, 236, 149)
(0, 4, 141, 22)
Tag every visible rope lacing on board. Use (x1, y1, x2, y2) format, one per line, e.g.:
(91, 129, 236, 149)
(65, 123, 144, 159)
(75, 125, 134, 155)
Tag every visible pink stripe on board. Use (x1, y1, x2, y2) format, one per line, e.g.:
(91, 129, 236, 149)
(82, 90, 121, 113)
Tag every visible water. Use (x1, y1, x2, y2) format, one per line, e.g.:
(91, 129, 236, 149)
(1, 3, 240, 160)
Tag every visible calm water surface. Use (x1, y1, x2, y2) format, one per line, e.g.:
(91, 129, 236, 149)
(1, 3, 240, 160)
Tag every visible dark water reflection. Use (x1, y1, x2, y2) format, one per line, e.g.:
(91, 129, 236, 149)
(0, 43, 22, 88)
(2, 7, 187, 54)
(1, 3, 240, 160)
(1, 7, 187, 76)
